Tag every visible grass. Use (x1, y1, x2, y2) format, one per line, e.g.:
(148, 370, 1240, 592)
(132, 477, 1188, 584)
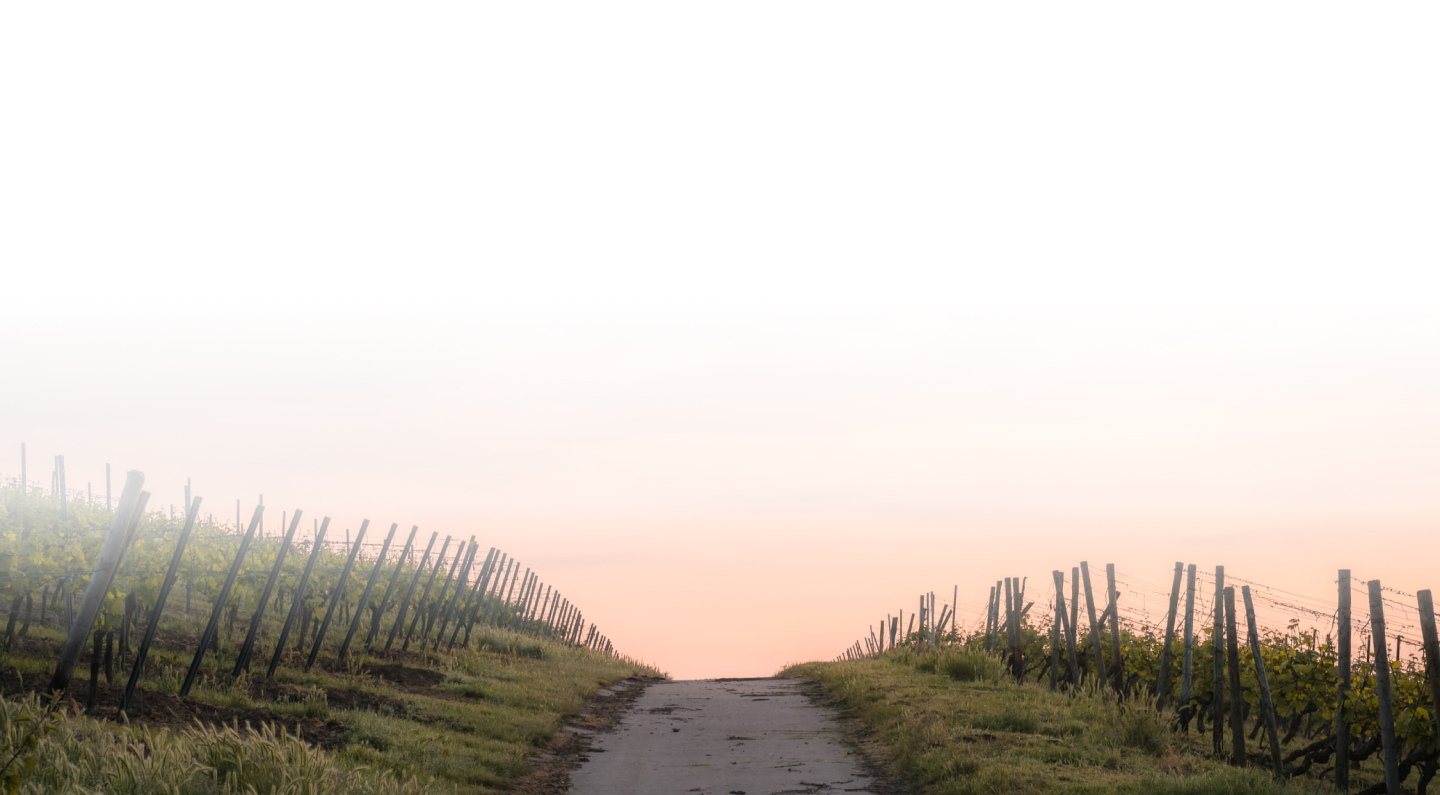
(0, 625, 662, 794)
(783, 647, 1328, 795)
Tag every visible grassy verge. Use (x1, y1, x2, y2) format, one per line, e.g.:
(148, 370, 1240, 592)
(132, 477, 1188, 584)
(783, 648, 1360, 795)
(2, 626, 662, 794)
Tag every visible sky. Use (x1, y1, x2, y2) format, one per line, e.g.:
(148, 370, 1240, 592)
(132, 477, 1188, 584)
(2, 4, 1438, 678)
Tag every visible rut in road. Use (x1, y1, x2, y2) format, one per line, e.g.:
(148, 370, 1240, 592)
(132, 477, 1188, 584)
(568, 678, 891, 795)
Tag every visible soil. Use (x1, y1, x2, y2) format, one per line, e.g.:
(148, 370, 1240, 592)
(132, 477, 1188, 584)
(509, 676, 665, 795)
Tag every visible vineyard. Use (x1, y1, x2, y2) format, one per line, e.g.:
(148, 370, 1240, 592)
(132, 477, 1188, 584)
(0, 462, 656, 794)
(824, 567, 1440, 794)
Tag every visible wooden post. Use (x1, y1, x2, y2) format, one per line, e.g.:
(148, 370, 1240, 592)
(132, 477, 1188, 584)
(992, 579, 1003, 650)
(1241, 586, 1283, 779)
(1335, 569, 1352, 793)
(527, 584, 551, 639)
(338, 522, 398, 661)
(1053, 570, 1080, 686)
(463, 553, 509, 645)
(429, 539, 477, 650)
(1106, 564, 1122, 690)
(1179, 563, 1197, 721)
(481, 554, 512, 626)
(500, 564, 525, 629)
(421, 539, 468, 642)
(516, 573, 537, 629)
(49, 471, 146, 694)
(1212, 565, 1225, 755)
(983, 586, 995, 651)
(386, 530, 438, 650)
(305, 519, 369, 672)
(509, 571, 534, 631)
(1012, 577, 1027, 680)
(120, 496, 202, 714)
(481, 557, 515, 628)
(544, 591, 562, 638)
(1156, 562, 1183, 708)
(1367, 581, 1399, 795)
(268, 518, 329, 678)
(1224, 586, 1244, 765)
(1003, 578, 1015, 670)
(367, 525, 419, 649)
(474, 553, 510, 632)
(87, 629, 102, 711)
(1080, 562, 1106, 689)
(451, 547, 497, 647)
(404, 535, 452, 649)
(1418, 590, 1440, 749)
(1069, 568, 1079, 662)
(180, 503, 262, 696)
(232, 509, 303, 677)
(1050, 585, 1060, 691)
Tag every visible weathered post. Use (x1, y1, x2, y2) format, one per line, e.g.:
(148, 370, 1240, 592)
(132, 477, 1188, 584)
(983, 586, 996, 651)
(1212, 565, 1225, 755)
(1003, 578, 1015, 670)
(482, 558, 515, 628)
(421, 539, 468, 643)
(404, 535, 452, 649)
(268, 518, 330, 678)
(1080, 562, 1106, 689)
(1336, 569, 1352, 793)
(1241, 586, 1283, 779)
(1106, 564, 1122, 690)
(386, 530, 438, 650)
(1368, 580, 1399, 795)
(1053, 570, 1080, 686)
(1179, 563, 1197, 723)
(499, 564, 524, 629)
(367, 525, 419, 649)
(233, 509, 303, 677)
(120, 496, 202, 714)
(1418, 590, 1440, 747)
(181, 503, 262, 696)
(1156, 562, 1184, 708)
(49, 471, 146, 694)
(339, 522, 398, 660)
(430, 539, 478, 649)
(453, 548, 497, 647)
(1224, 586, 1244, 766)
(306, 519, 370, 672)
(465, 551, 507, 642)
(1050, 587, 1060, 691)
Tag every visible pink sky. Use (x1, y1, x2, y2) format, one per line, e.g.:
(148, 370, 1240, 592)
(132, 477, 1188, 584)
(4, 308, 1437, 678)
(3, 4, 1437, 678)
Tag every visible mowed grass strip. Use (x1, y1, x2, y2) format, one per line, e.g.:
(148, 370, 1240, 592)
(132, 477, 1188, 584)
(783, 649, 1313, 795)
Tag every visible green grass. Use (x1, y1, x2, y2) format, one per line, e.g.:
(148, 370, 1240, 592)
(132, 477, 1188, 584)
(1, 626, 662, 794)
(783, 648, 1334, 795)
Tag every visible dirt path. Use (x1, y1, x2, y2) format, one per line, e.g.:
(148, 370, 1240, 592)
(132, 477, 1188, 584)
(567, 678, 888, 795)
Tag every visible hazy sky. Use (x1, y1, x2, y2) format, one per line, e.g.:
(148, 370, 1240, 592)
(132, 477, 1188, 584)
(3, 4, 1437, 678)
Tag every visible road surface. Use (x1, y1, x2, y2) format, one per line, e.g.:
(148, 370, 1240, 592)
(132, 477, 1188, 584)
(568, 677, 884, 795)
